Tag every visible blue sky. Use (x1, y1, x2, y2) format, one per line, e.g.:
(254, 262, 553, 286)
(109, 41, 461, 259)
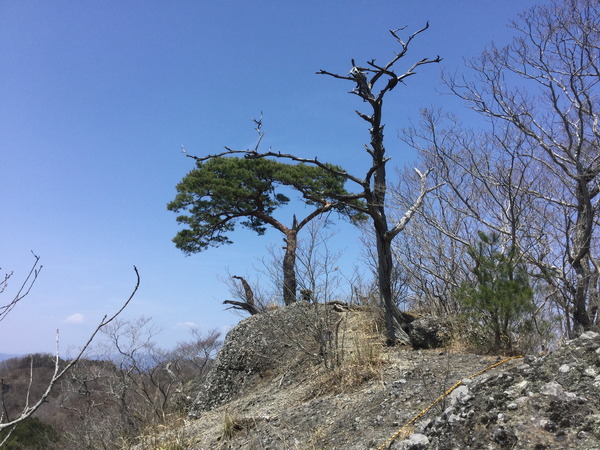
(0, 1, 538, 355)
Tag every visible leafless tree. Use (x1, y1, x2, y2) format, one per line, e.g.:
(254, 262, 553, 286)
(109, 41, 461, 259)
(168, 327, 221, 381)
(293, 215, 347, 304)
(59, 319, 221, 447)
(397, 111, 561, 353)
(444, 0, 600, 335)
(391, 161, 473, 317)
(399, 111, 545, 312)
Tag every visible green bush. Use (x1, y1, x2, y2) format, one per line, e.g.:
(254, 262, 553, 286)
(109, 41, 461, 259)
(0, 417, 59, 449)
(457, 232, 536, 354)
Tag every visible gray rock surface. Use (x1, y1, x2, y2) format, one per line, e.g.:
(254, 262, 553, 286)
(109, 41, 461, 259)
(189, 301, 344, 416)
(170, 303, 600, 449)
(419, 331, 600, 449)
(394, 432, 430, 449)
(408, 317, 451, 349)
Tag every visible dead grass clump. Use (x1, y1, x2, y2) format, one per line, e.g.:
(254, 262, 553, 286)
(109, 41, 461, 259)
(305, 361, 381, 400)
(265, 302, 280, 311)
(343, 307, 385, 364)
(221, 412, 244, 441)
(134, 415, 191, 450)
(351, 331, 383, 366)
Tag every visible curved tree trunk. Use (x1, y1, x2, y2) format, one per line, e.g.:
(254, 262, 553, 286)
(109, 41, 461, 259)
(375, 227, 412, 345)
(223, 275, 260, 315)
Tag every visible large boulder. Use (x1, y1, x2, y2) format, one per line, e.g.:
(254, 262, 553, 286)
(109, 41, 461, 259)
(408, 316, 451, 349)
(188, 301, 345, 417)
(418, 331, 600, 449)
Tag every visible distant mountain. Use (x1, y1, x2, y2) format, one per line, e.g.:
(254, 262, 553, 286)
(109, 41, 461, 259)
(0, 353, 22, 362)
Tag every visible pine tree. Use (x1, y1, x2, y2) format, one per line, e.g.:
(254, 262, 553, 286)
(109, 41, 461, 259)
(458, 232, 535, 353)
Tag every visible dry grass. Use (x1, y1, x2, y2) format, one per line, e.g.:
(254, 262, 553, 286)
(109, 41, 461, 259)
(315, 361, 381, 397)
(221, 412, 244, 441)
(133, 415, 191, 450)
(305, 308, 386, 399)
(396, 424, 415, 441)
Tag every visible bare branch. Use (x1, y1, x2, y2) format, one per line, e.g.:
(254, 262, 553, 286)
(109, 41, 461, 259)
(0, 266, 139, 431)
(0, 252, 41, 323)
(388, 168, 441, 239)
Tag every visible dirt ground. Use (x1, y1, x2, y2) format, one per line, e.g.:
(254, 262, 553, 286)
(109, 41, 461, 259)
(138, 304, 600, 450)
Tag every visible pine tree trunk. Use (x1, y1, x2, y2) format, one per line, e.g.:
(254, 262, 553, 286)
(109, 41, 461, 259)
(282, 230, 298, 305)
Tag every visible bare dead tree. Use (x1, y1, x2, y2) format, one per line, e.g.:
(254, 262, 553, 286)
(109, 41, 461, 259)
(185, 25, 441, 345)
(315, 25, 442, 344)
(223, 275, 261, 315)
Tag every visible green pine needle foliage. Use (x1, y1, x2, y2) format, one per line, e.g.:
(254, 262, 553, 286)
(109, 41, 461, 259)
(456, 232, 536, 354)
(167, 156, 363, 254)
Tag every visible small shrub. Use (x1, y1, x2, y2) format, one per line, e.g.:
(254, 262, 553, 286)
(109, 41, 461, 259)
(456, 232, 538, 354)
(0, 417, 60, 449)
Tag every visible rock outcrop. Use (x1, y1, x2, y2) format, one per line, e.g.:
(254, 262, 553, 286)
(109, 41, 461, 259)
(415, 331, 600, 449)
(408, 317, 451, 350)
(176, 302, 600, 449)
(189, 301, 347, 416)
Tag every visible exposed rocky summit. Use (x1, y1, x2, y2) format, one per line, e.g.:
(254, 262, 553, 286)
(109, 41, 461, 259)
(189, 301, 337, 415)
(149, 303, 600, 449)
(190, 302, 449, 417)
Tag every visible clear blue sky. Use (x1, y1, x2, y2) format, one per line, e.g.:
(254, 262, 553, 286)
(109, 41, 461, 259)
(0, 1, 538, 355)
